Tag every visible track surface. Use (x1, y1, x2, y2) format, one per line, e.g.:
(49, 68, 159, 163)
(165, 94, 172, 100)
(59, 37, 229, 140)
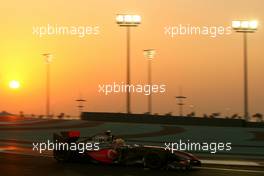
(0, 153, 263, 176)
(0, 117, 263, 175)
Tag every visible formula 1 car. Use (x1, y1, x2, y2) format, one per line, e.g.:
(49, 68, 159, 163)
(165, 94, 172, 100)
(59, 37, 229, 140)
(53, 130, 201, 170)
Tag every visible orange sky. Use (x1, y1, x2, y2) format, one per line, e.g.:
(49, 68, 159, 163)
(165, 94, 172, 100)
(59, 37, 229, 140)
(0, 0, 263, 117)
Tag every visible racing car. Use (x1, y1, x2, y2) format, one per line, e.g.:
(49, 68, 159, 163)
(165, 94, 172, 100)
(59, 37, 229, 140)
(53, 130, 201, 170)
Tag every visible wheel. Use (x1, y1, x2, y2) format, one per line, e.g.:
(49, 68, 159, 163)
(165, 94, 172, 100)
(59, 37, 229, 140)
(187, 164, 193, 170)
(143, 153, 164, 169)
(53, 150, 72, 162)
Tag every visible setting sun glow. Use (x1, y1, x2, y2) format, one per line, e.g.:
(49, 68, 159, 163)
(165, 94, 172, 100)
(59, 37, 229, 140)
(9, 80, 20, 89)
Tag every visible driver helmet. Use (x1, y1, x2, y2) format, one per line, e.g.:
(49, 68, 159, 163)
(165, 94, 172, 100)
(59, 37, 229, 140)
(105, 130, 112, 136)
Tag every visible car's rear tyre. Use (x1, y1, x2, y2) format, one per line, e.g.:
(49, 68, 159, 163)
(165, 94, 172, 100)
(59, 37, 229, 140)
(187, 164, 193, 170)
(143, 153, 164, 169)
(53, 150, 72, 162)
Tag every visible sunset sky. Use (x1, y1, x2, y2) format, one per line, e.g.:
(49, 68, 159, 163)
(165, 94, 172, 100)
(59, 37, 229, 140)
(0, 0, 263, 117)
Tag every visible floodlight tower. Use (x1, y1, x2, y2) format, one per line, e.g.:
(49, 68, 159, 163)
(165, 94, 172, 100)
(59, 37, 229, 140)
(175, 87, 187, 117)
(232, 20, 258, 121)
(76, 95, 86, 118)
(143, 49, 156, 114)
(116, 14, 141, 114)
(42, 53, 53, 118)
(176, 95, 187, 117)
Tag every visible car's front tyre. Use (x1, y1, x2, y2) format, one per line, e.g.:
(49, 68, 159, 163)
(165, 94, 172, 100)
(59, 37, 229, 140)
(143, 153, 164, 169)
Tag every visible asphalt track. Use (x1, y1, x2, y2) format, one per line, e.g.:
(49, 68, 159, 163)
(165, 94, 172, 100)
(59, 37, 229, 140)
(0, 152, 263, 176)
(0, 117, 263, 175)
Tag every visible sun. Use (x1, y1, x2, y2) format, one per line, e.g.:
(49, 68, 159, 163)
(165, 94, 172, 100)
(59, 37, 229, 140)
(9, 80, 20, 89)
